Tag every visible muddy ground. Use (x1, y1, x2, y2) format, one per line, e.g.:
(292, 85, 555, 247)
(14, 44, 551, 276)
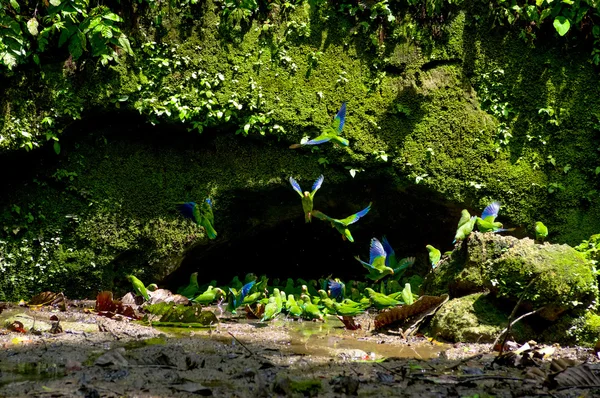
(1, 304, 599, 397)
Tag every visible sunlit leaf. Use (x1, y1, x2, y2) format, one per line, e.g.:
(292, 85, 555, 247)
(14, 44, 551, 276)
(27, 18, 39, 36)
(553, 16, 571, 36)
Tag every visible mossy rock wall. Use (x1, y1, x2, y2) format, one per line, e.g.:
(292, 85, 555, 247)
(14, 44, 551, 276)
(1, 1, 600, 300)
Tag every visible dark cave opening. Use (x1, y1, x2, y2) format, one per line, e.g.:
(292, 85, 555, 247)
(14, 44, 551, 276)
(163, 179, 464, 290)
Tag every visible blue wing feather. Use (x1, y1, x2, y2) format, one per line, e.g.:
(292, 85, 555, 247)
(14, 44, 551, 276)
(345, 203, 372, 225)
(240, 280, 256, 302)
(335, 102, 347, 133)
(305, 136, 332, 145)
(481, 201, 500, 220)
(289, 177, 303, 195)
(369, 238, 386, 264)
(328, 280, 343, 299)
(205, 198, 213, 208)
(312, 175, 324, 192)
(381, 236, 395, 258)
(178, 202, 197, 220)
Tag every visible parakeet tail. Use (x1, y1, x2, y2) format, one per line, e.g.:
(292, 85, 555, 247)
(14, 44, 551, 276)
(203, 222, 218, 239)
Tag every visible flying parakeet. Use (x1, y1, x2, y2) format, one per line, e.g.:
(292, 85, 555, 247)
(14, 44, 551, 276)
(126, 275, 150, 301)
(426, 245, 441, 269)
(328, 279, 345, 300)
(289, 102, 349, 148)
(535, 221, 548, 241)
(228, 280, 256, 314)
(177, 198, 217, 239)
(476, 201, 514, 234)
(289, 175, 324, 223)
(312, 202, 372, 242)
(355, 238, 395, 281)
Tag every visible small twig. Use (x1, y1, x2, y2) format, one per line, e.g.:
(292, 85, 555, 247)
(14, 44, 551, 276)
(373, 361, 404, 378)
(456, 375, 525, 382)
(556, 385, 600, 391)
(493, 306, 545, 354)
(493, 279, 537, 355)
(228, 331, 254, 357)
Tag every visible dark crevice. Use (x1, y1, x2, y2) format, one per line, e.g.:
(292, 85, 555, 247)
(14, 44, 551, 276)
(421, 58, 462, 71)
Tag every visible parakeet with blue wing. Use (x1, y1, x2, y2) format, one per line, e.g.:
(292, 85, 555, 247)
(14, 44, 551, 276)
(289, 102, 349, 148)
(381, 236, 415, 278)
(476, 201, 514, 233)
(355, 238, 395, 281)
(177, 198, 217, 239)
(227, 280, 256, 314)
(312, 202, 372, 242)
(289, 175, 324, 223)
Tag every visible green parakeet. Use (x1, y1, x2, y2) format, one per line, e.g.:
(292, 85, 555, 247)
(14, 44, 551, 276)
(535, 221, 548, 241)
(127, 275, 150, 301)
(286, 294, 303, 317)
(454, 215, 477, 243)
(364, 288, 401, 309)
(333, 301, 365, 316)
(318, 290, 337, 314)
(301, 300, 324, 321)
(177, 272, 200, 299)
(426, 245, 441, 269)
(261, 296, 279, 321)
(476, 201, 514, 233)
(289, 175, 324, 223)
(193, 286, 225, 304)
(290, 102, 349, 149)
(313, 202, 372, 242)
(355, 238, 395, 281)
(177, 199, 217, 239)
(146, 283, 158, 292)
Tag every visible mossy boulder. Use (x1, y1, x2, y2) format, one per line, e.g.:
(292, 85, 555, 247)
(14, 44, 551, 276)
(430, 293, 534, 343)
(423, 232, 598, 321)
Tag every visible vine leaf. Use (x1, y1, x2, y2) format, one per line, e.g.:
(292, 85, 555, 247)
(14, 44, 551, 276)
(553, 16, 571, 37)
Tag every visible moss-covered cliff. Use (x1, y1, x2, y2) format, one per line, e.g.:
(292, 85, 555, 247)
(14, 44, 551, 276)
(1, 1, 600, 300)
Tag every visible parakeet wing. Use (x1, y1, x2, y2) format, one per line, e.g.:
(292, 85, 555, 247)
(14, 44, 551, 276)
(289, 177, 304, 197)
(332, 102, 347, 133)
(311, 210, 332, 221)
(328, 279, 343, 299)
(481, 201, 500, 222)
(310, 175, 324, 197)
(340, 203, 372, 225)
(304, 133, 332, 145)
(457, 209, 471, 228)
(369, 238, 387, 264)
(240, 280, 256, 302)
(202, 198, 214, 224)
(177, 202, 198, 221)
(381, 236, 395, 258)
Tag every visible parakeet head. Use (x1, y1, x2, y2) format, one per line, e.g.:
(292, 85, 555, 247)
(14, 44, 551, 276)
(303, 191, 310, 197)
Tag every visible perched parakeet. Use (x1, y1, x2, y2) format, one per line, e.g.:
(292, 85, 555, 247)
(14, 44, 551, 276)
(229, 276, 243, 291)
(289, 175, 324, 223)
(333, 301, 365, 316)
(261, 296, 279, 321)
(312, 202, 372, 242)
(193, 286, 225, 304)
(364, 288, 402, 309)
(355, 238, 395, 281)
(290, 102, 349, 148)
(535, 221, 548, 241)
(146, 283, 159, 292)
(177, 272, 200, 299)
(426, 245, 441, 269)
(381, 236, 415, 279)
(177, 199, 217, 239)
(454, 216, 477, 243)
(318, 290, 337, 314)
(286, 294, 303, 317)
(127, 275, 150, 301)
(301, 300, 324, 320)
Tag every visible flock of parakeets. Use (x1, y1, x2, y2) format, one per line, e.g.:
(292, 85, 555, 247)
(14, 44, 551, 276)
(127, 103, 550, 322)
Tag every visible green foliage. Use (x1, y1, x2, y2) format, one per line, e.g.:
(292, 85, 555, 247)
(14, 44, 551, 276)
(0, 0, 133, 70)
(487, 0, 600, 65)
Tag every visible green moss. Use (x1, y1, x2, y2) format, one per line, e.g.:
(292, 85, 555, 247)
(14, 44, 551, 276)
(430, 293, 533, 343)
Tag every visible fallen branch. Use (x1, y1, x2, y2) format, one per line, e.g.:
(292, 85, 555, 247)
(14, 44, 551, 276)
(228, 331, 254, 357)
